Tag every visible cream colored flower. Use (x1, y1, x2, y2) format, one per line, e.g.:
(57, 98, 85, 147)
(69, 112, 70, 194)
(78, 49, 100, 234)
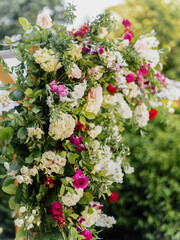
(49, 112, 75, 140)
(69, 63, 82, 79)
(37, 12, 53, 29)
(68, 44, 82, 61)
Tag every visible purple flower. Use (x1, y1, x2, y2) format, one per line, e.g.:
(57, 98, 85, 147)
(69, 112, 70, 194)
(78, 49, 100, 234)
(72, 170, 89, 189)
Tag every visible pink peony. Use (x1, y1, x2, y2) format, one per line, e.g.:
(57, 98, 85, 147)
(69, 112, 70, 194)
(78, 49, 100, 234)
(122, 19, 131, 27)
(69, 64, 82, 79)
(81, 229, 93, 240)
(37, 12, 53, 29)
(126, 73, 135, 83)
(48, 80, 56, 87)
(72, 170, 89, 189)
(87, 85, 102, 102)
(124, 32, 133, 43)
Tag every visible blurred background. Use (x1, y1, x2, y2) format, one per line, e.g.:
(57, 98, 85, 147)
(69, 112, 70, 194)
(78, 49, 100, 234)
(0, 0, 180, 239)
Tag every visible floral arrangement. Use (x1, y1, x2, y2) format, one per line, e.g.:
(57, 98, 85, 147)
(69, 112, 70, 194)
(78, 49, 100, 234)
(0, 5, 170, 240)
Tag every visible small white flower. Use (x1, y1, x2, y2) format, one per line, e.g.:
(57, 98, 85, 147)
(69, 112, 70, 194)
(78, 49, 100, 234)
(16, 175, 24, 184)
(14, 219, 24, 227)
(20, 206, 26, 213)
(27, 223, 34, 230)
(4, 162, 9, 170)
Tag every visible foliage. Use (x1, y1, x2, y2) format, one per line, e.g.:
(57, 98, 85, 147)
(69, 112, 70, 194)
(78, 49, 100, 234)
(0, 142, 15, 239)
(0, 0, 64, 50)
(109, 0, 180, 80)
(102, 113, 180, 240)
(0, 5, 170, 240)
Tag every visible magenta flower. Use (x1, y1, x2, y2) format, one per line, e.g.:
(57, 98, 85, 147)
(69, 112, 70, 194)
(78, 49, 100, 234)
(99, 46, 105, 54)
(50, 85, 60, 93)
(77, 145, 85, 152)
(48, 80, 57, 87)
(126, 73, 135, 83)
(122, 19, 131, 27)
(72, 170, 89, 189)
(124, 32, 133, 43)
(81, 229, 93, 240)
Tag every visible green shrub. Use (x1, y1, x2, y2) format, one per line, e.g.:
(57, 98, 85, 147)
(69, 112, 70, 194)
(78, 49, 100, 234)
(101, 113, 180, 240)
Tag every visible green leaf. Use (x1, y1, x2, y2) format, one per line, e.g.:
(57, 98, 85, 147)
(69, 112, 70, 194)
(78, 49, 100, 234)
(9, 89, 25, 101)
(34, 90, 42, 99)
(83, 111, 96, 120)
(17, 127, 27, 139)
(9, 196, 15, 209)
(25, 156, 34, 163)
(19, 17, 31, 31)
(32, 105, 41, 114)
(59, 184, 65, 197)
(67, 152, 79, 164)
(25, 88, 33, 97)
(70, 213, 79, 219)
(78, 192, 93, 204)
(79, 115, 86, 125)
(15, 227, 26, 240)
(0, 127, 14, 140)
(2, 184, 17, 195)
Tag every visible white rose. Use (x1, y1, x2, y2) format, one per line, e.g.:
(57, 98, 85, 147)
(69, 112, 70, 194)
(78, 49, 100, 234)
(56, 156, 66, 167)
(134, 39, 148, 53)
(20, 166, 29, 175)
(37, 12, 52, 29)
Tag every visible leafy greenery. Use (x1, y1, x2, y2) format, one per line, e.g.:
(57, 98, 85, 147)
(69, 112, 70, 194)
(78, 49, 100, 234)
(0, 0, 64, 49)
(109, 0, 180, 80)
(102, 112, 180, 240)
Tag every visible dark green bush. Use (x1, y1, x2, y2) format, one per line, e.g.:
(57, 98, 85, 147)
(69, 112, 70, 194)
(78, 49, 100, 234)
(102, 113, 180, 240)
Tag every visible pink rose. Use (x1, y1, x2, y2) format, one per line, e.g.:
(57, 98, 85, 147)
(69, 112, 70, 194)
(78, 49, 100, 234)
(126, 73, 135, 83)
(87, 85, 102, 102)
(72, 170, 89, 189)
(69, 64, 82, 79)
(134, 39, 148, 53)
(37, 12, 53, 29)
(81, 229, 93, 240)
(51, 201, 63, 216)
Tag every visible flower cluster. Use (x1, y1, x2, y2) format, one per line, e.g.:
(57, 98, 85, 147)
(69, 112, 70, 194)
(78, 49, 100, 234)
(33, 48, 62, 72)
(0, 8, 172, 240)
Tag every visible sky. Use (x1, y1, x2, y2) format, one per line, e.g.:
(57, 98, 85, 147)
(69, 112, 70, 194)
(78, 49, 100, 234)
(64, 0, 124, 28)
